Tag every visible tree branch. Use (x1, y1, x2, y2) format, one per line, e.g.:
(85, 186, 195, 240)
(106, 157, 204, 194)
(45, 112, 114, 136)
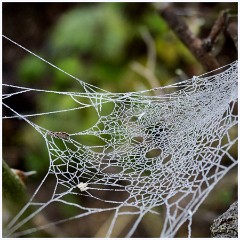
(210, 201, 238, 238)
(158, 5, 220, 71)
(202, 10, 228, 52)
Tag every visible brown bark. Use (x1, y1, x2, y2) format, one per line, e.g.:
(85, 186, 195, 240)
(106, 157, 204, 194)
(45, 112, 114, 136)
(158, 5, 220, 71)
(211, 201, 238, 238)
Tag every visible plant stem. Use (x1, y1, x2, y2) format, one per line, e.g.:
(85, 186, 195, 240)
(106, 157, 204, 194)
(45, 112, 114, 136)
(2, 160, 28, 210)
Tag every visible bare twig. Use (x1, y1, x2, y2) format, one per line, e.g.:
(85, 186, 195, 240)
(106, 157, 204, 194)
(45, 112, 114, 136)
(11, 169, 36, 184)
(130, 28, 163, 95)
(130, 61, 160, 90)
(158, 5, 220, 71)
(202, 10, 229, 52)
(140, 27, 157, 72)
(203, 9, 238, 52)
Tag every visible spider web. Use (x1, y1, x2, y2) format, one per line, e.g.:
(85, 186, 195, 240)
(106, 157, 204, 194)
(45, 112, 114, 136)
(2, 37, 238, 238)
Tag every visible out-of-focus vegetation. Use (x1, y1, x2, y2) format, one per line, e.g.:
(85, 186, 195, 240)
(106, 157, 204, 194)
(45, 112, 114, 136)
(2, 2, 237, 238)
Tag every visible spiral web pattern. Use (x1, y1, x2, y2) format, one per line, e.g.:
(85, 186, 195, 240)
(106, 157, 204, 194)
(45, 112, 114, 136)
(3, 55, 238, 237)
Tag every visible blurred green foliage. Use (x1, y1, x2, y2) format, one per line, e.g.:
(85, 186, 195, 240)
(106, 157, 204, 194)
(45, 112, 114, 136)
(17, 3, 200, 89)
(18, 55, 47, 83)
(50, 4, 130, 62)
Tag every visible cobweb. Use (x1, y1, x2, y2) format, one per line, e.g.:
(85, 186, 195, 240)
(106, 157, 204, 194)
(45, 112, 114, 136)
(2, 36, 238, 238)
